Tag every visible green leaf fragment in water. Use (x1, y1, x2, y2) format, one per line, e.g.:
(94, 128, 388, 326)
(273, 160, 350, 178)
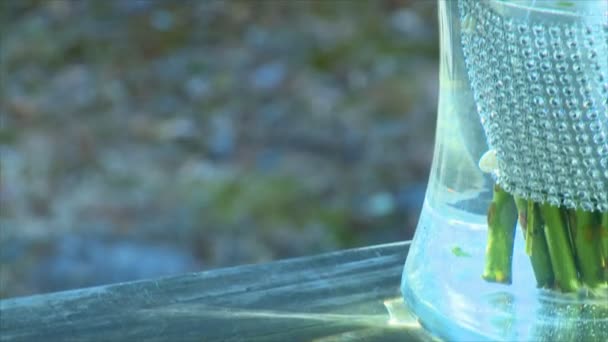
(452, 246, 471, 257)
(556, 1, 575, 8)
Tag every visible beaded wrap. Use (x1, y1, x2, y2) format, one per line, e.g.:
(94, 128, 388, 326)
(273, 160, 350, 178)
(459, 0, 608, 211)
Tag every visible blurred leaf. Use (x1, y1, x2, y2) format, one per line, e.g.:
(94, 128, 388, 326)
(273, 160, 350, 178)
(452, 246, 471, 258)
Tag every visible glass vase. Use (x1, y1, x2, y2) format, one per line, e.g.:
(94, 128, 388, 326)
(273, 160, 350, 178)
(401, 1, 608, 341)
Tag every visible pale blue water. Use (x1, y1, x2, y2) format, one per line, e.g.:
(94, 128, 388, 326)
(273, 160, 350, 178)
(402, 200, 608, 341)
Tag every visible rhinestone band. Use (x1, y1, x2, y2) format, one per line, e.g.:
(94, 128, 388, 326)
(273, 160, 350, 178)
(460, 0, 608, 211)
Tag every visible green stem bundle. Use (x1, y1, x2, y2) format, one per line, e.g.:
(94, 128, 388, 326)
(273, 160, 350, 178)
(484, 186, 608, 292)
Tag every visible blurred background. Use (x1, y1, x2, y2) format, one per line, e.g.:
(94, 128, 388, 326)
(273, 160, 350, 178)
(0, 0, 438, 299)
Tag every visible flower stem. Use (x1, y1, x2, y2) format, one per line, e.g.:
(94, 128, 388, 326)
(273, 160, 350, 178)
(601, 212, 608, 282)
(539, 203, 580, 292)
(514, 197, 554, 287)
(569, 209, 604, 288)
(483, 185, 517, 284)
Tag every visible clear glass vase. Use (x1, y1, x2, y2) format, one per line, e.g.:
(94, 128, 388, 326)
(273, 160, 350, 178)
(401, 1, 608, 341)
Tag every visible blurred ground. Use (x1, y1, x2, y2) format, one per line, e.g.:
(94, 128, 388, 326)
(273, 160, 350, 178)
(0, 0, 438, 298)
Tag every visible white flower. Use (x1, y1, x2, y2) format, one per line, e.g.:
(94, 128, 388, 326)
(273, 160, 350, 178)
(479, 149, 498, 176)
